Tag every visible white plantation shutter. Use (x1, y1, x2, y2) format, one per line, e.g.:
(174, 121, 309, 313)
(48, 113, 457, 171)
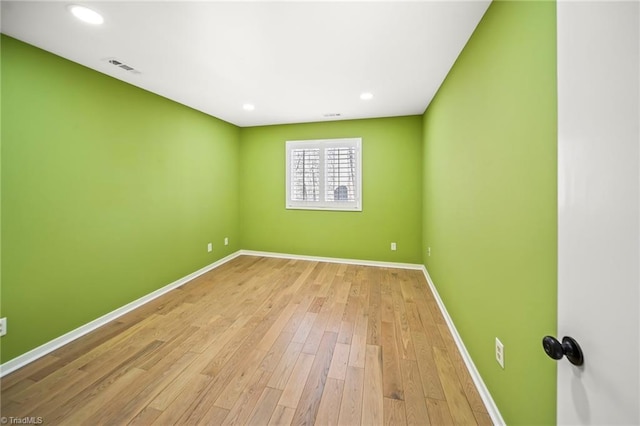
(286, 138, 362, 211)
(290, 148, 320, 201)
(325, 146, 357, 203)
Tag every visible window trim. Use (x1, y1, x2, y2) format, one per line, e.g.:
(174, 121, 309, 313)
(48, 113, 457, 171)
(286, 137, 362, 211)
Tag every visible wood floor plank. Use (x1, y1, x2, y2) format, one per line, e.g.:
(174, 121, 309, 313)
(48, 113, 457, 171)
(39, 339, 165, 423)
(474, 409, 494, 425)
(268, 405, 296, 426)
(268, 341, 304, 390)
(5, 366, 88, 413)
(180, 292, 299, 423)
(278, 352, 315, 408)
(127, 406, 163, 425)
(281, 304, 309, 338)
(426, 397, 455, 425)
(381, 291, 395, 324)
(260, 331, 295, 373)
(335, 275, 351, 304)
(367, 279, 382, 345)
(137, 325, 199, 368)
(348, 298, 369, 368)
(59, 367, 146, 425)
(257, 302, 298, 351)
(326, 302, 346, 333)
(35, 313, 158, 382)
(314, 377, 344, 426)
(342, 283, 360, 324)
(337, 320, 354, 345)
(302, 308, 332, 355)
(400, 278, 416, 303)
(0, 256, 488, 425)
(214, 348, 268, 410)
(391, 284, 417, 361)
(193, 315, 254, 373)
(349, 327, 367, 369)
(337, 282, 359, 346)
(405, 301, 424, 333)
(199, 290, 293, 381)
(222, 368, 272, 426)
(150, 373, 212, 424)
(88, 349, 199, 424)
(362, 344, 384, 425)
(384, 397, 407, 425)
(292, 312, 318, 344)
(437, 323, 488, 413)
(381, 320, 404, 400)
(2, 354, 58, 386)
(414, 297, 446, 349)
(198, 406, 230, 426)
(308, 296, 326, 313)
(0, 378, 36, 405)
(433, 346, 477, 425)
(291, 332, 338, 425)
(289, 263, 321, 305)
(248, 387, 283, 426)
(148, 359, 207, 411)
(412, 331, 446, 400)
(337, 366, 365, 426)
(401, 359, 431, 425)
(327, 342, 350, 380)
(427, 298, 448, 327)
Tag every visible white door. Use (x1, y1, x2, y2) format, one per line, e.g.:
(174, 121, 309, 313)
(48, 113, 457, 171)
(557, 1, 639, 424)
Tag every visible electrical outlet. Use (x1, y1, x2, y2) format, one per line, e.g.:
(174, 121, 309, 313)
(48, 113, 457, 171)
(495, 337, 504, 368)
(224, 237, 229, 246)
(427, 246, 431, 256)
(207, 243, 213, 253)
(0, 317, 7, 337)
(391, 242, 397, 251)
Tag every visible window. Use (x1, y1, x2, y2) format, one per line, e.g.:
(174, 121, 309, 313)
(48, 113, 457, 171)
(286, 138, 362, 211)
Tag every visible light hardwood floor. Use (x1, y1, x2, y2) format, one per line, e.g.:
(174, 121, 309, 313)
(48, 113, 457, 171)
(1, 256, 492, 425)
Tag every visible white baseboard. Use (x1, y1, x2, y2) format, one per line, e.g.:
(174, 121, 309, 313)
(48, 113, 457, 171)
(239, 249, 425, 270)
(0, 251, 242, 377)
(421, 266, 505, 425)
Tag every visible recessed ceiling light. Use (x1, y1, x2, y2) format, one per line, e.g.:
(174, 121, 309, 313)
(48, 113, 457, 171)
(360, 92, 374, 101)
(243, 103, 255, 111)
(68, 4, 104, 25)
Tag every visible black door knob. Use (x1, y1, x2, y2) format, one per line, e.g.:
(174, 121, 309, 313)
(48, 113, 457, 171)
(542, 335, 584, 366)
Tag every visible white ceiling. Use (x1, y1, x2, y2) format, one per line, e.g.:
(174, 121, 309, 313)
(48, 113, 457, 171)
(1, 1, 490, 127)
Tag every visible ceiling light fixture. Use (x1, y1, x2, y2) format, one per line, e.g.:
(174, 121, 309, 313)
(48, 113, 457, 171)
(68, 4, 104, 25)
(360, 92, 374, 101)
(243, 103, 255, 111)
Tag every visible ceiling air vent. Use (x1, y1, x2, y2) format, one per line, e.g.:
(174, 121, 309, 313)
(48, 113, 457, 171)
(105, 58, 141, 75)
(323, 113, 342, 118)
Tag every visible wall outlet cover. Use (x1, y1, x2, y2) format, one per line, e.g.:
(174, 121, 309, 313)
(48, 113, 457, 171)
(496, 337, 505, 368)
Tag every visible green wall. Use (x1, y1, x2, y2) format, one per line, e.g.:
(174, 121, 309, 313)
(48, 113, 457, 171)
(239, 117, 423, 264)
(0, 35, 241, 363)
(422, 1, 557, 424)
